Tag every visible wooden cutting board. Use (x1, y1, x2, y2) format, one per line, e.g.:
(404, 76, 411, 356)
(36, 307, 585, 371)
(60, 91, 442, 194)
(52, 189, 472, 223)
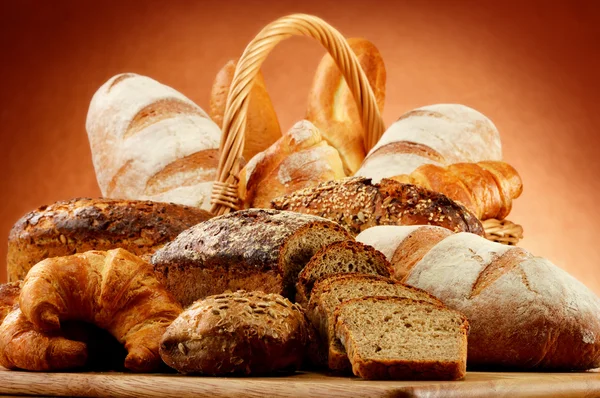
(0, 368, 599, 398)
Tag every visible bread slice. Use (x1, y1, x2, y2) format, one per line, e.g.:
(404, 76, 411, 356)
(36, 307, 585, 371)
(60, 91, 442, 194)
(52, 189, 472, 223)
(334, 296, 469, 380)
(295, 241, 394, 307)
(307, 273, 442, 371)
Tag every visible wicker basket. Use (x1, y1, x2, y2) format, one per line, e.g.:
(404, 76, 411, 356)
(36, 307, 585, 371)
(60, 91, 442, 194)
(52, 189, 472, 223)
(209, 13, 523, 245)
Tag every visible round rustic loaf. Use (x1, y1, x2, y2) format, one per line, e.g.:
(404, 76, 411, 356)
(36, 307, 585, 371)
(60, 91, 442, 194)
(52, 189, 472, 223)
(159, 290, 310, 375)
(7, 198, 212, 281)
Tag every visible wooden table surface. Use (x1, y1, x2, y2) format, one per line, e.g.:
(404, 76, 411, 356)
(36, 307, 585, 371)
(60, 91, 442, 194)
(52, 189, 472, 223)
(1, 368, 599, 398)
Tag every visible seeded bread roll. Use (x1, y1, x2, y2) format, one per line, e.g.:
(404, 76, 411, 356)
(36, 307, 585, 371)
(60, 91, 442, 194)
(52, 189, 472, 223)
(159, 290, 310, 375)
(334, 296, 469, 380)
(271, 177, 483, 236)
(151, 209, 352, 306)
(7, 198, 212, 281)
(295, 241, 394, 307)
(307, 274, 442, 372)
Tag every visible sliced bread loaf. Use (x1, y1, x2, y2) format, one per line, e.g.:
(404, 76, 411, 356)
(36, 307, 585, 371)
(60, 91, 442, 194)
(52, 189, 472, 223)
(334, 296, 469, 380)
(307, 273, 442, 371)
(152, 209, 352, 306)
(295, 240, 394, 307)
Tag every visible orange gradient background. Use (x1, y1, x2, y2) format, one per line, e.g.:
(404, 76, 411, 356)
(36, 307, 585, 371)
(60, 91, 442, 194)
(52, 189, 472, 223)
(1, 1, 599, 293)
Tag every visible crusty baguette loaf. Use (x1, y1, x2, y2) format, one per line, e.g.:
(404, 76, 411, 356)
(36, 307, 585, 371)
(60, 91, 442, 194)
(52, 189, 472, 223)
(334, 296, 469, 380)
(295, 241, 394, 307)
(271, 177, 484, 236)
(356, 226, 600, 370)
(209, 59, 281, 161)
(86, 73, 221, 209)
(355, 104, 502, 182)
(151, 209, 352, 306)
(7, 198, 212, 281)
(160, 291, 309, 375)
(307, 274, 442, 372)
(19, 249, 183, 372)
(238, 120, 346, 209)
(307, 38, 386, 174)
(391, 161, 523, 220)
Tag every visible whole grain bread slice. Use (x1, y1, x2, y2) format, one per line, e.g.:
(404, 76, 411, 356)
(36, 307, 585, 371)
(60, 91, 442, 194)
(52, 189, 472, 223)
(334, 296, 469, 380)
(306, 273, 442, 371)
(295, 240, 394, 307)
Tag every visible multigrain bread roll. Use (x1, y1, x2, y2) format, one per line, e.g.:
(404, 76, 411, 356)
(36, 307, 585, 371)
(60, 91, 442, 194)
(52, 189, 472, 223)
(19, 249, 183, 373)
(391, 161, 523, 220)
(151, 209, 352, 306)
(209, 59, 281, 161)
(271, 177, 484, 237)
(238, 120, 346, 209)
(295, 241, 394, 307)
(356, 226, 600, 370)
(307, 38, 386, 174)
(7, 198, 212, 281)
(355, 104, 502, 182)
(307, 274, 443, 372)
(160, 291, 310, 375)
(86, 73, 221, 209)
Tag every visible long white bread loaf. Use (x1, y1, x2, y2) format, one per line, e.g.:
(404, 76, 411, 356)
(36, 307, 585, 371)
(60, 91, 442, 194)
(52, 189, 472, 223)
(355, 104, 502, 182)
(86, 73, 221, 209)
(356, 225, 600, 370)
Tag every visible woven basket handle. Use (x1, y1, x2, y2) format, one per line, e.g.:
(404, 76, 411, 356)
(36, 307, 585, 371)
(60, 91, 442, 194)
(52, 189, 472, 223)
(210, 13, 386, 215)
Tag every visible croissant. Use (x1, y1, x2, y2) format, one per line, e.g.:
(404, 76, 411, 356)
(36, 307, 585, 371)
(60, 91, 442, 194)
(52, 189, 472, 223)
(19, 248, 183, 372)
(390, 161, 523, 220)
(0, 282, 87, 371)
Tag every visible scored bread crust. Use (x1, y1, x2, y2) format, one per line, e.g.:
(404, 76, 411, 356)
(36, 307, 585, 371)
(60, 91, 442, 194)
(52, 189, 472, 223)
(271, 176, 483, 236)
(159, 290, 309, 375)
(151, 209, 352, 306)
(307, 273, 443, 372)
(333, 296, 469, 380)
(295, 241, 394, 307)
(7, 198, 212, 281)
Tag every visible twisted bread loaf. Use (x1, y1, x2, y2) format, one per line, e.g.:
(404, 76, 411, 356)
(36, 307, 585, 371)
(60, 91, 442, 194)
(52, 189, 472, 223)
(209, 59, 281, 161)
(307, 38, 386, 174)
(356, 226, 600, 370)
(86, 73, 221, 209)
(238, 120, 345, 209)
(355, 104, 502, 182)
(391, 161, 523, 220)
(19, 249, 182, 372)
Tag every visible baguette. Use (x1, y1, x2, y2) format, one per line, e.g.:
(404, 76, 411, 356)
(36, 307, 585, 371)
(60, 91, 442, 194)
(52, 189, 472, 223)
(307, 38, 386, 174)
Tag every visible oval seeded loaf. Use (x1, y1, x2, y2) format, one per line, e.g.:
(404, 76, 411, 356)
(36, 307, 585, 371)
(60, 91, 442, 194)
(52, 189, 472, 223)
(151, 209, 352, 306)
(160, 290, 309, 375)
(271, 176, 483, 236)
(7, 198, 212, 281)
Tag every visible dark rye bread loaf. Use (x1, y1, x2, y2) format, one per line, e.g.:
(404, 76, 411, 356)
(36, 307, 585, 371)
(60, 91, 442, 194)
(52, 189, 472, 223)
(295, 241, 394, 307)
(159, 291, 310, 375)
(7, 198, 212, 281)
(151, 209, 352, 306)
(334, 296, 469, 380)
(270, 177, 483, 236)
(307, 274, 443, 372)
